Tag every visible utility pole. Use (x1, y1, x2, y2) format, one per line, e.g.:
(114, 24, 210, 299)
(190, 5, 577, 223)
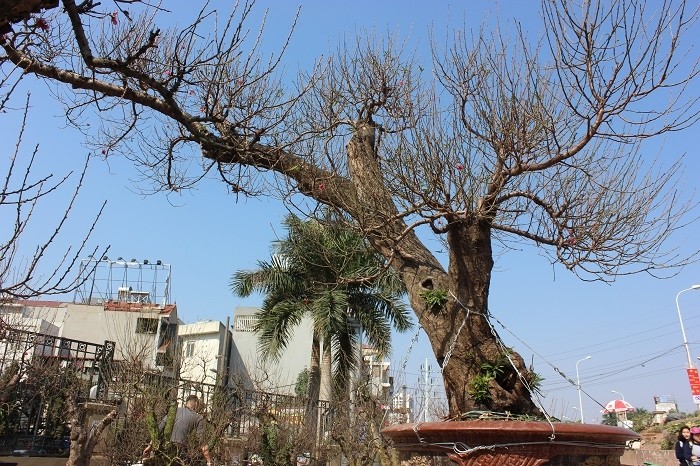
(402, 384, 408, 423)
(421, 358, 433, 422)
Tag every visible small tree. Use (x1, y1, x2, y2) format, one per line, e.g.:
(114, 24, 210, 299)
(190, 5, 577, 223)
(294, 368, 309, 398)
(329, 386, 399, 466)
(628, 408, 654, 432)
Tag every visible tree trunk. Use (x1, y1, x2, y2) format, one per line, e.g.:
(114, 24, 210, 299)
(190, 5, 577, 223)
(345, 123, 538, 416)
(305, 331, 321, 441)
(66, 396, 118, 466)
(405, 219, 539, 416)
(306, 331, 322, 405)
(319, 337, 332, 403)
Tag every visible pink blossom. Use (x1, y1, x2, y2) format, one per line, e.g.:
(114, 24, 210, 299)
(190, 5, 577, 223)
(318, 183, 325, 191)
(111, 11, 118, 25)
(456, 163, 464, 171)
(35, 17, 49, 31)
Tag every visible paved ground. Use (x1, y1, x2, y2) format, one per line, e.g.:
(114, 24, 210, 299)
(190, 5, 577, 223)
(0, 457, 109, 466)
(0, 458, 64, 466)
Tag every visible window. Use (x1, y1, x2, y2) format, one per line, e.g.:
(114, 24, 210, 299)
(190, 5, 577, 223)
(184, 340, 195, 358)
(136, 317, 158, 334)
(233, 315, 259, 332)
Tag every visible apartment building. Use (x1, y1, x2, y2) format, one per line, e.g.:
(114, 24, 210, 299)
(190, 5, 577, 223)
(0, 298, 179, 374)
(229, 306, 314, 395)
(179, 320, 233, 386)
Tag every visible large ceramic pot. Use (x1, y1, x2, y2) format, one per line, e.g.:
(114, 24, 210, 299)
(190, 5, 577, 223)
(381, 420, 638, 465)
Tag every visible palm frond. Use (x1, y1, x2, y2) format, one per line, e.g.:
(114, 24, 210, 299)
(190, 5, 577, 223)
(231, 211, 413, 394)
(253, 301, 304, 361)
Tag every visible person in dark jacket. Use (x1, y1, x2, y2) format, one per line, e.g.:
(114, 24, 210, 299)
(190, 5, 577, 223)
(676, 425, 694, 466)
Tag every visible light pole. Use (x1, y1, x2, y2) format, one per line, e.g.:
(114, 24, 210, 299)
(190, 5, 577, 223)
(611, 389, 625, 401)
(576, 356, 592, 423)
(677, 285, 700, 368)
(677, 285, 700, 410)
(611, 390, 625, 426)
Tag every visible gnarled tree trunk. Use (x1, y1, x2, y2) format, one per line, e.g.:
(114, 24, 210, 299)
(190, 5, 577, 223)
(346, 123, 538, 416)
(2, 0, 692, 419)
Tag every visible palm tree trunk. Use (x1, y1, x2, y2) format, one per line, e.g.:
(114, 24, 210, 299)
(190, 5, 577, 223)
(320, 337, 332, 403)
(305, 331, 321, 443)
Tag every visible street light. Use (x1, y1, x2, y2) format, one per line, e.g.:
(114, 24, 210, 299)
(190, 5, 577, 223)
(677, 285, 700, 410)
(610, 390, 626, 426)
(677, 285, 700, 368)
(611, 389, 625, 401)
(576, 356, 592, 423)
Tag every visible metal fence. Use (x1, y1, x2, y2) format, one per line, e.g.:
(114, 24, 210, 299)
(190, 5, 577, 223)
(0, 324, 115, 455)
(0, 324, 334, 456)
(130, 372, 333, 442)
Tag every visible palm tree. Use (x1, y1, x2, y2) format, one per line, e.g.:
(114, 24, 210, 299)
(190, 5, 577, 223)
(231, 213, 412, 403)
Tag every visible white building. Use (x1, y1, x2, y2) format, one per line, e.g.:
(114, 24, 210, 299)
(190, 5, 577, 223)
(391, 389, 414, 424)
(0, 298, 179, 374)
(179, 320, 232, 386)
(362, 345, 392, 401)
(230, 306, 314, 395)
(652, 395, 678, 424)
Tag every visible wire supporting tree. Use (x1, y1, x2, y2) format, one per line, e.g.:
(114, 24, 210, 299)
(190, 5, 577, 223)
(2, 0, 698, 415)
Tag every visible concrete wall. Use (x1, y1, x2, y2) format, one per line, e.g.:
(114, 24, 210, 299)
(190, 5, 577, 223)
(179, 320, 227, 385)
(620, 449, 676, 466)
(2, 301, 179, 372)
(230, 306, 313, 395)
(0, 302, 66, 334)
(60, 303, 167, 368)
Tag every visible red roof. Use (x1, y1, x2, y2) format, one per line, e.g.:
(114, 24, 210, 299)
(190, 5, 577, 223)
(103, 301, 176, 314)
(11, 299, 66, 308)
(7, 299, 175, 314)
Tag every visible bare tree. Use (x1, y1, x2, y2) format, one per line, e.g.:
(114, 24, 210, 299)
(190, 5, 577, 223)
(0, 93, 108, 300)
(0, 327, 118, 466)
(1, 0, 698, 416)
(0, 1, 58, 35)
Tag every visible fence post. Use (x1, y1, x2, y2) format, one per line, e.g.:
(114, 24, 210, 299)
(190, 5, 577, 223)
(95, 340, 116, 399)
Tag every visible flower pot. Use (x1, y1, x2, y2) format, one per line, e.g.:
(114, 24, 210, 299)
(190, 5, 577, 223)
(381, 419, 638, 465)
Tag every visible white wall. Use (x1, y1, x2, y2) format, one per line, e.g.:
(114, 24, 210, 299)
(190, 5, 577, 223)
(179, 320, 226, 385)
(230, 306, 313, 395)
(1, 300, 179, 372)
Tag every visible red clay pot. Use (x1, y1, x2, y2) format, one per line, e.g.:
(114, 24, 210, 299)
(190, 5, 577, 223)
(381, 420, 638, 465)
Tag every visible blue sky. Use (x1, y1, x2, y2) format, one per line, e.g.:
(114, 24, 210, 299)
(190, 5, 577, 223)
(2, 0, 700, 422)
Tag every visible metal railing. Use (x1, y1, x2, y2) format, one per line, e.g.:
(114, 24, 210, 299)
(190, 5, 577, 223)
(0, 324, 115, 455)
(1, 324, 402, 460)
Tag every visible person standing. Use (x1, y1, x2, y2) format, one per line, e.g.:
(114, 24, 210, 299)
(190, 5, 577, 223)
(690, 427, 700, 466)
(143, 395, 213, 466)
(676, 425, 694, 466)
